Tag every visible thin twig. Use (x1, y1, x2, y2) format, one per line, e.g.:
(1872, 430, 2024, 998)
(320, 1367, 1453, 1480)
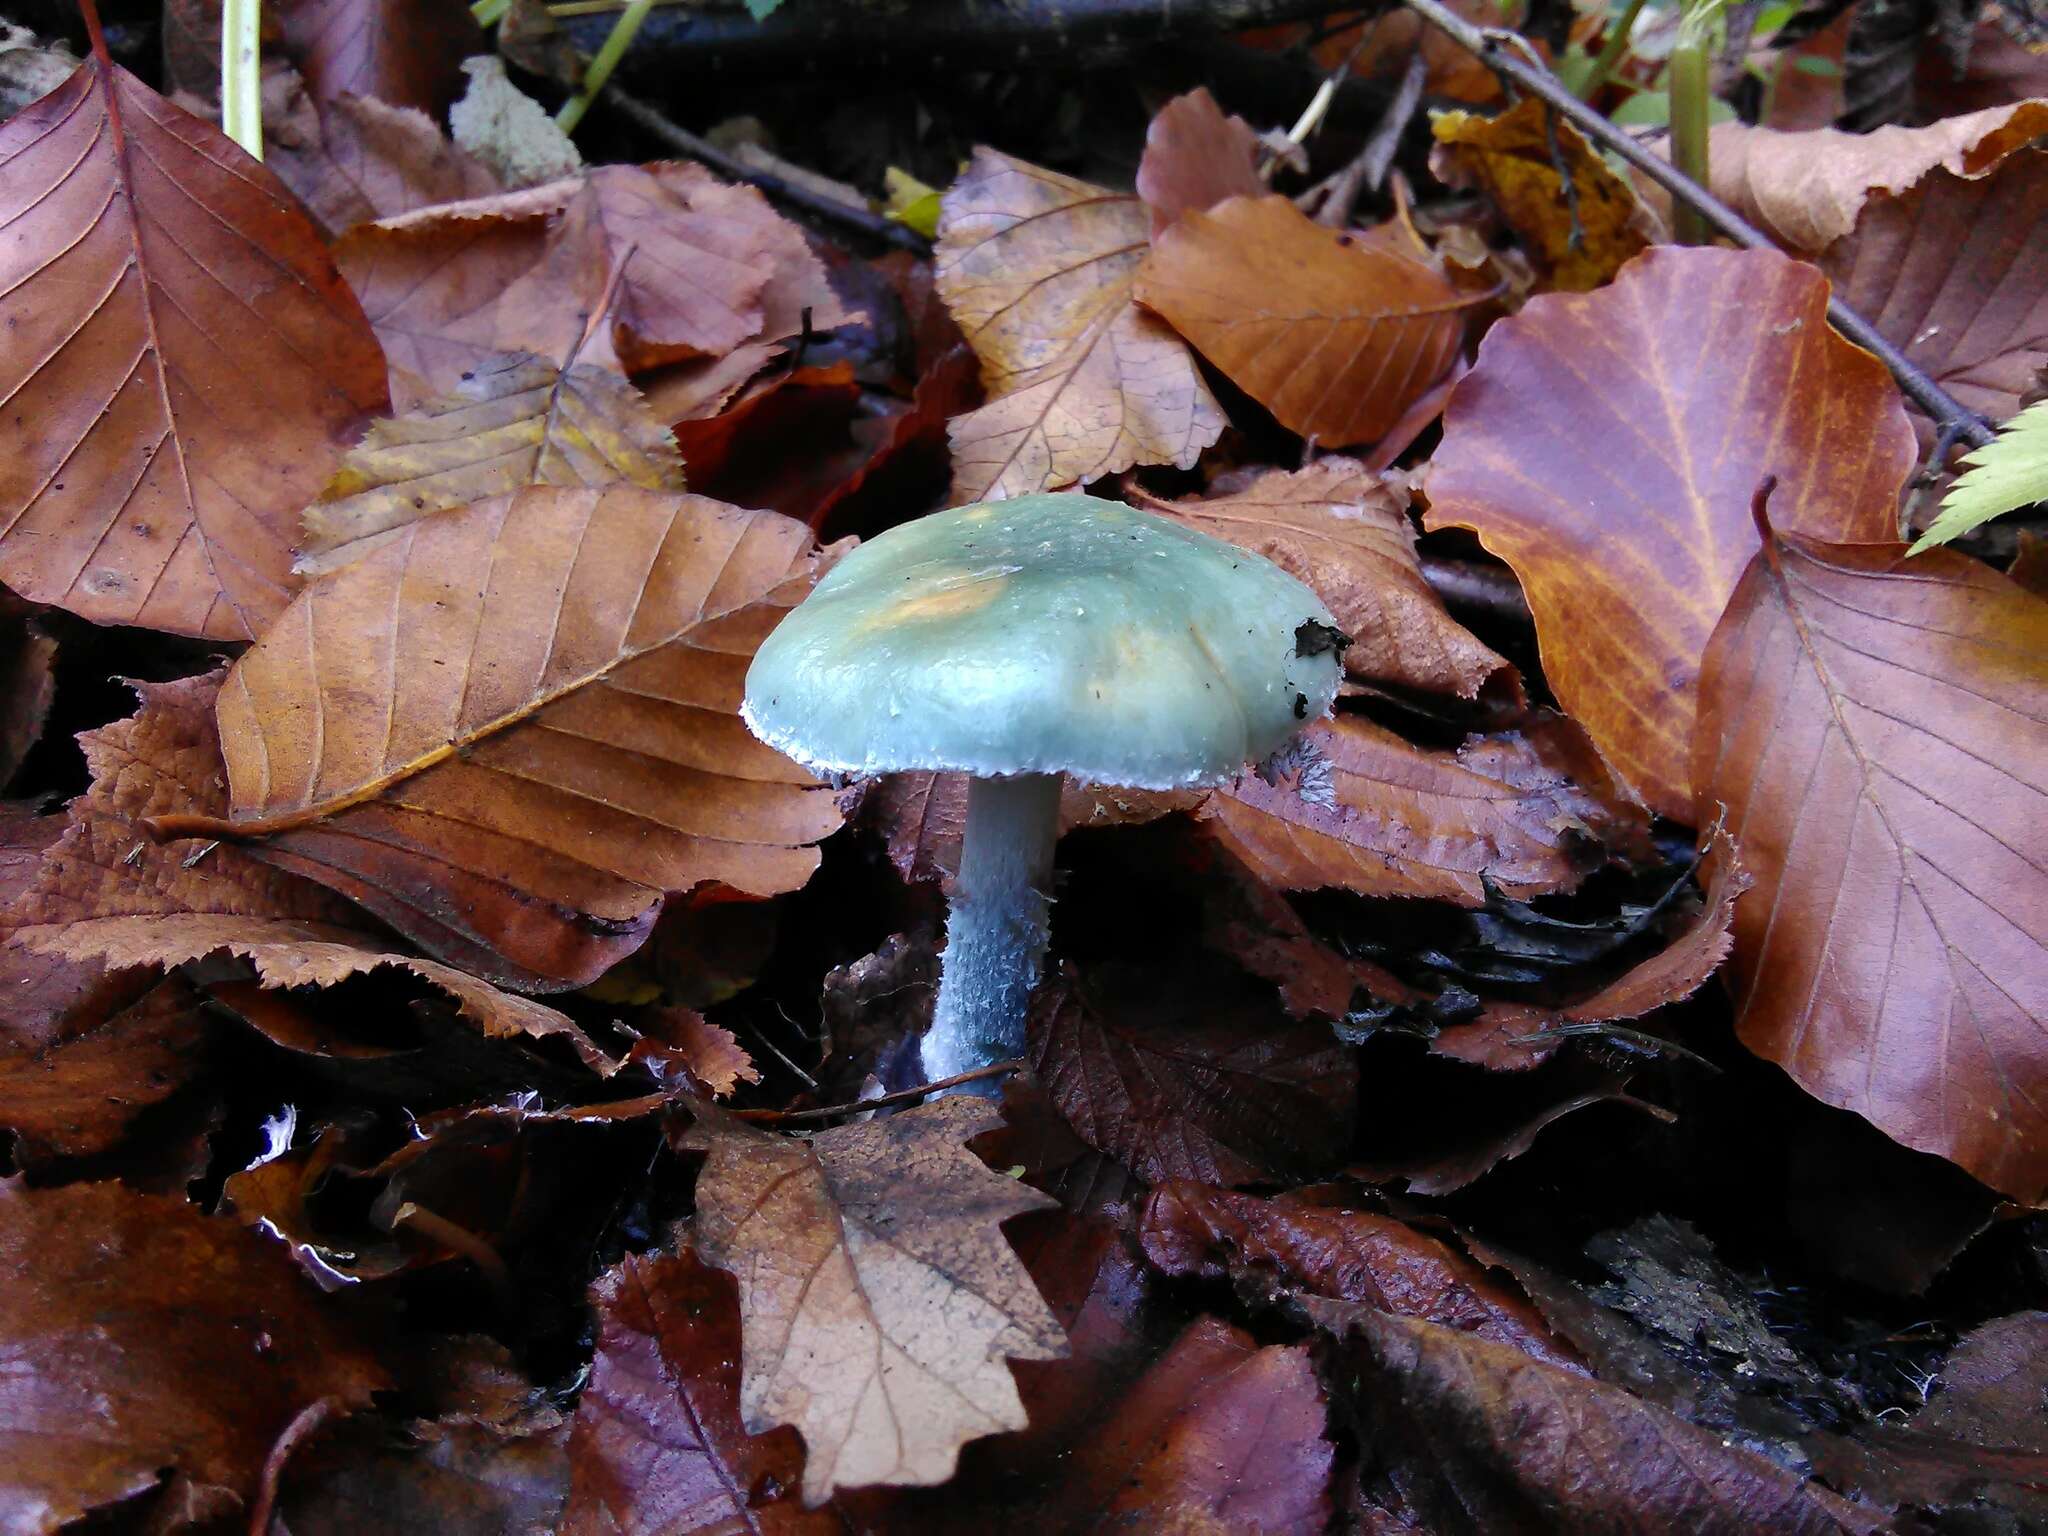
(734, 1059, 1024, 1124)
(1313, 47, 1426, 226)
(603, 87, 930, 251)
(247, 1396, 343, 1535)
(1394, 0, 1996, 450)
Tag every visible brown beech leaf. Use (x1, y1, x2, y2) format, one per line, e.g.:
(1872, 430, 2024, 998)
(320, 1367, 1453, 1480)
(1431, 822, 1751, 1071)
(1694, 525, 2048, 1202)
(1203, 713, 1647, 905)
(1321, 1304, 1890, 1534)
(297, 352, 684, 577)
(0, 807, 154, 1054)
(1149, 460, 1509, 697)
(1133, 194, 1477, 449)
(0, 51, 388, 639)
(0, 976, 207, 1164)
(937, 148, 1224, 502)
(679, 1097, 1066, 1503)
(1140, 1183, 1579, 1370)
(276, 0, 477, 114)
(1423, 246, 1916, 818)
(269, 90, 503, 238)
(1028, 959, 1358, 1186)
(1709, 100, 2048, 250)
(1430, 96, 1656, 291)
(6, 671, 364, 954)
(1135, 86, 1263, 235)
(145, 488, 843, 987)
(0, 1178, 388, 1531)
(1077, 1316, 1333, 1535)
(561, 1248, 842, 1534)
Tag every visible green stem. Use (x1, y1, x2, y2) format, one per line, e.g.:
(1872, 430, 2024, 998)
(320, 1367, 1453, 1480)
(1577, 0, 1648, 101)
(471, 0, 511, 25)
(1668, 35, 1711, 244)
(220, 0, 263, 159)
(555, 0, 655, 135)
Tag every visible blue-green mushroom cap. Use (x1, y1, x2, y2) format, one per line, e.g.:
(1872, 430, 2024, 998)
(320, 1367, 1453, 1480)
(741, 493, 1343, 790)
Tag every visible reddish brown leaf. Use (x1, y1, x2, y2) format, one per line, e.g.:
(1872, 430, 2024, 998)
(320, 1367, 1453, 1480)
(561, 1248, 842, 1534)
(1709, 101, 2048, 250)
(1150, 460, 1509, 697)
(297, 352, 685, 578)
(937, 148, 1223, 502)
(1431, 823, 1751, 1071)
(1140, 1183, 1578, 1369)
(1203, 713, 1647, 904)
(1423, 246, 1916, 817)
(278, 1412, 570, 1536)
(679, 1098, 1065, 1502)
(1694, 527, 2048, 1202)
(1133, 195, 1476, 448)
(668, 360, 873, 523)
(630, 1007, 758, 1098)
(145, 488, 842, 988)
(0, 597, 55, 787)
(1028, 959, 1357, 1186)
(0, 976, 207, 1164)
(0, 806, 153, 1053)
(1320, 1304, 1891, 1535)
(1135, 86, 1263, 236)
(0, 1178, 388, 1530)
(0, 52, 388, 639)
(276, 0, 477, 115)
(269, 90, 503, 238)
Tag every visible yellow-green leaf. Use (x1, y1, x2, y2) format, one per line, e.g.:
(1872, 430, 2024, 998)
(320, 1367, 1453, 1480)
(1912, 399, 2048, 553)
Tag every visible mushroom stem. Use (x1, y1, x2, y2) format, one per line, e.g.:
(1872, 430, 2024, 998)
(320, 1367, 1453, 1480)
(922, 771, 1063, 1094)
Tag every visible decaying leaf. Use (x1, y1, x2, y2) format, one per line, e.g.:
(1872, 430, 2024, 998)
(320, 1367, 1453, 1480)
(1134, 86, 1263, 235)
(1134, 195, 1476, 448)
(0, 50, 388, 638)
(1321, 1304, 1891, 1534)
(1431, 96, 1656, 291)
(0, 807, 153, 1054)
(1204, 713, 1648, 904)
(937, 148, 1224, 502)
(679, 1097, 1066, 1503)
(277, 0, 476, 114)
(297, 352, 685, 577)
(145, 488, 844, 987)
(1139, 1183, 1577, 1368)
(1424, 246, 1916, 818)
(561, 1248, 839, 1534)
(1029, 959, 1358, 1186)
(1149, 460, 1509, 696)
(0, 1178, 388, 1530)
(1709, 100, 2048, 250)
(268, 90, 504, 238)
(629, 1007, 759, 1098)
(1695, 524, 2048, 1202)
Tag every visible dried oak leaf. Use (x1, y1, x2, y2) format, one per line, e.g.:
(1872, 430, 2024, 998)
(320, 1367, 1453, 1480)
(0, 975, 208, 1164)
(678, 1097, 1066, 1504)
(269, 90, 503, 238)
(1694, 525, 2048, 1202)
(937, 148, 1224, 503)
(1423, 246, 1916, 818)
(1028, 958, 1357, 1186)
(1430, 96, 1656, 291)
(1709, 100, 2048, 250)
(561, 1248, 841, 1534)
(297, 352, 684, 577)
(0, 1178, 388, 1532)
(1140, 1183, 1578, 1369)
(276, 0, 477, 115)
(1203, 712, 1648, 904)
(1133, 195, 1478, 449)
(1150, 460, 1509, 697)
(146, 488, 843, 989)
(1319, 1304, 1891, 1535)
(0, 51, 388, 639)
(1135, 86, 1263, 236)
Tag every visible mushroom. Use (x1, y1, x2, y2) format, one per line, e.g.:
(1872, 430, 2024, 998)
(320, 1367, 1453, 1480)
(741, 492, 1343, 1091)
